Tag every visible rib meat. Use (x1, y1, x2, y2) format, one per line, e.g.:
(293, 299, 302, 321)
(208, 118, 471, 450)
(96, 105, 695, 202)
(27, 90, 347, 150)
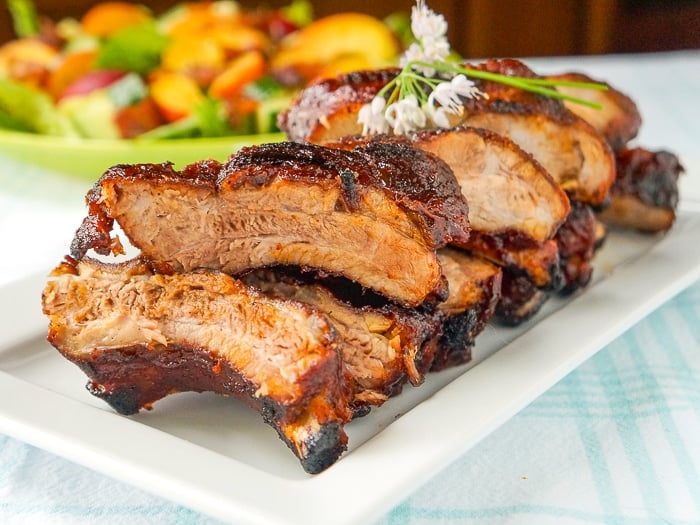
(555, 200, 600, 294)
(71, 141, 471, 307)
(494, 270, 549, 326)
(241, 270, 443, 413)
(545, 72, 642, 152)
(329, 128, 570, 288)
(278, 59, 615, 206)
(597, 147, 684, 233)
(433, 248, 502, 370)
(451, 60, 615, 206)
(278, 68, 398, 145)
(41, 257, 353, 474)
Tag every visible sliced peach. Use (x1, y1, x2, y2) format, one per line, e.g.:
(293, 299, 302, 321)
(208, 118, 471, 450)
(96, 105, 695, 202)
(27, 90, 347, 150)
(46, 50, 98, 99)
(163, 2, 241, 38)
(161, 36, 225, 74)
(209, 50, 266, 99)
(211, 25, 271, 56)
(271, 13, 399, 77)
(0, 39, 58, 86)
(150, 71, 204, 122)
(310, 54, 376, 82)
(81, 2, 152, 37)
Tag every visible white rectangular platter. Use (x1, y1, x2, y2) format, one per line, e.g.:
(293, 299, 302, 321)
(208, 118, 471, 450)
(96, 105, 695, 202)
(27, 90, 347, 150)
(0, 162, 699, 525)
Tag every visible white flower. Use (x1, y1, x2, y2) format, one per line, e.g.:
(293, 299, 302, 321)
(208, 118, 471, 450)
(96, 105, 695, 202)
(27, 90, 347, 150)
(423, 102, 451, 128)
(450, 73, 482, 99)
(399, 1, 450, 77)
(385, 95, 426, 134)
(428, 74, 479, 111)
(400, 38, 450, 77)
(400, 43, 424, 68)
(419, 35, 450, 63)
(411, 0, 448, 40)
(429, 81, 461, 113)
(358, 96, 389, 135)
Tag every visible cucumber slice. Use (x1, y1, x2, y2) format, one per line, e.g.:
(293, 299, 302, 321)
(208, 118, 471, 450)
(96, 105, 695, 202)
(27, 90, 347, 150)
(58, 91, 120, 139)
(255, 95, 292, 134)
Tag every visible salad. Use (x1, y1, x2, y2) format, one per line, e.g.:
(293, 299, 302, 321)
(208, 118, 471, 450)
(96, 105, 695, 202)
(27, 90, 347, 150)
(0, 0, 403, 140)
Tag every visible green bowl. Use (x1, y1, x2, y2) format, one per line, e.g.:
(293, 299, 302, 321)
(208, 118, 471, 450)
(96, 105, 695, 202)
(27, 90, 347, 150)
(0, 129, 287, 181)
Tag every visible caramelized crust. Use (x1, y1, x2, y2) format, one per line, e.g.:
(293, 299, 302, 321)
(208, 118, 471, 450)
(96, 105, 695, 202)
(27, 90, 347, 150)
(330, 128, 569, 288)
(433, 248, 502, 370)
(555, 201, 599, 294)
(597, 147, 683, 233)
(42, 258, 353, 474)
(278, 68, 399, 143)
(280, 60, 615, 206)
(71, 142, 471, 307)
(495, 271, 549, 326)
(466, 231, 561, 290)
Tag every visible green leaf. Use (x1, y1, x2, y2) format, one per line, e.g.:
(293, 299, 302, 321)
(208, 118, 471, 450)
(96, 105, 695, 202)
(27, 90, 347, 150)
(96, 22, 170, 75)
(281, 0, 314, 27)
(138, 98, 235, 140)
(0, 108, 32, 132)
(136, 116, 199, 140)
(0, 78, 78, 136)
(243, 76, 285, 100)
(7, 0, 40, 38)
(194, 97, 232, 137)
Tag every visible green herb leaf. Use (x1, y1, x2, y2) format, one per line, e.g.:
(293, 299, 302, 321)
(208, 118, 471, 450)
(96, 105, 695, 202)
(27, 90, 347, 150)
(96, 22, 170, 75)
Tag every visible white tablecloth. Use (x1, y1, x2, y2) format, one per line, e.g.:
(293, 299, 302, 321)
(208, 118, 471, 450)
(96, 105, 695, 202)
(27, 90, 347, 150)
(1, 50, 699, 524)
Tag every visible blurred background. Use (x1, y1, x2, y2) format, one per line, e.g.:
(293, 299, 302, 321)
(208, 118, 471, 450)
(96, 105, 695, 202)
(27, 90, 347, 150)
(1, 0, 699, 56)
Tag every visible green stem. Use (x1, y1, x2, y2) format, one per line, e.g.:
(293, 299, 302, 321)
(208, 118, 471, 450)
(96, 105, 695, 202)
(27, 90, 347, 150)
(413, 60, 606, 109)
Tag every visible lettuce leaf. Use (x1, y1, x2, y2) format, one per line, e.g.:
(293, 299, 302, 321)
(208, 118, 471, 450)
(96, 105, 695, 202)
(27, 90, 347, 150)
(0, 78, 78, 136)
(96, 22, 170, 75)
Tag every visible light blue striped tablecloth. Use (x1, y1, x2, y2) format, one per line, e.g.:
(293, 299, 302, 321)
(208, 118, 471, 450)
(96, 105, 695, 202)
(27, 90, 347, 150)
(1, 50, 699, 524)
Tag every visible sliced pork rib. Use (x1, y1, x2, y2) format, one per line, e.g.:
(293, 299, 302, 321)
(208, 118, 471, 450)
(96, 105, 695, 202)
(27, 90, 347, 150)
(545, 72, 642, 152)
(330, 128, 570, 289)
(597, 147, 684, 233)
(42, 257, 353, 474)
(407, 128, 569, 242)
(555, 200, 601, 294)
(241, 270, 443, 413)
(71, 141, 470, 307)
(451, 60, 615, 206)
(279, 59, 615, 206)
(278, 68, 399, 144)
(405, 128, 569, 289)
(494, 271, 549, 326)
(433, 248, 502, 370)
